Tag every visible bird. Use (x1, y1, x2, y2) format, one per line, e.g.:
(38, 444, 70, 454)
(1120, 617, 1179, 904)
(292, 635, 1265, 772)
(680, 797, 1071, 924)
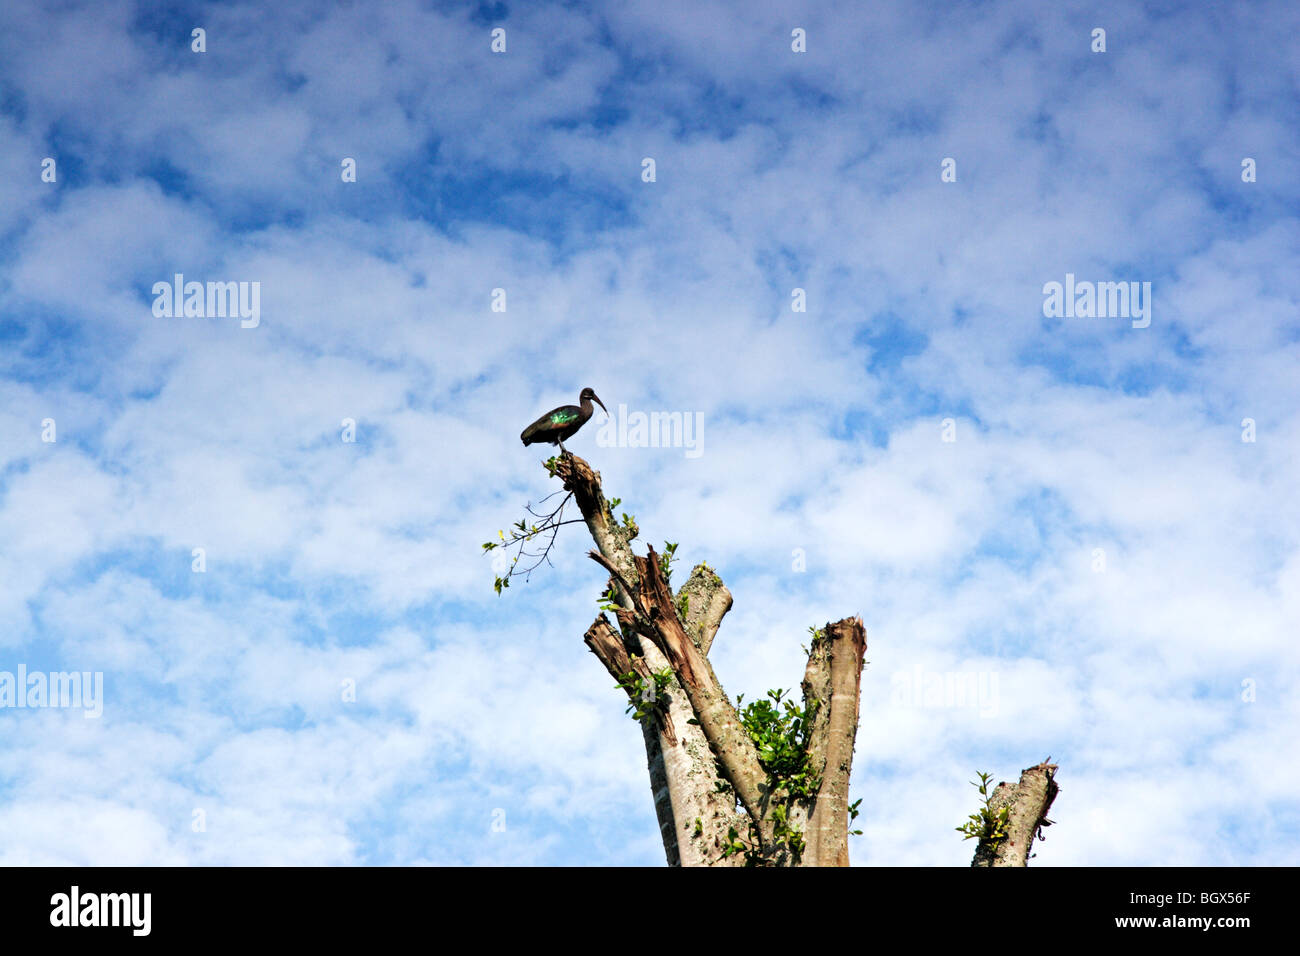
(520, 387, 609, 455)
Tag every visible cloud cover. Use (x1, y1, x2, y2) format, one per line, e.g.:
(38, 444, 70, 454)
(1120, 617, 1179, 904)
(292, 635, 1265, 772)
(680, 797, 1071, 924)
(0, 0, 1297, 865)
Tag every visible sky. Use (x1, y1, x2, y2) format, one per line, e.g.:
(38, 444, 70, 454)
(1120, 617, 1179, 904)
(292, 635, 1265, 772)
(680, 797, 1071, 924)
(0, 0, 1297, 866)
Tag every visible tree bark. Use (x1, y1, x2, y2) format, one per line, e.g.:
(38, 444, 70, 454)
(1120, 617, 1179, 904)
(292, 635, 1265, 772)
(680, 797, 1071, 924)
(583, 615, 746, 866)
(799, 618, 867, 867)
(971, 761, 1059, 867)
(675, 563, 732, 655)
(563, 455, 745, 865)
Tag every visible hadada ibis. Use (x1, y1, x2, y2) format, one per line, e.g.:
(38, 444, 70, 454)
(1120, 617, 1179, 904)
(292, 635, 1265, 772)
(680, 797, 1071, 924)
(521, 387, 609, 454)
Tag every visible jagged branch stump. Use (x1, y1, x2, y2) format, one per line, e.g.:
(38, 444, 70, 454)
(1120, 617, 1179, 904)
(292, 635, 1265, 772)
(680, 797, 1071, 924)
(971, 761, 1059, 867)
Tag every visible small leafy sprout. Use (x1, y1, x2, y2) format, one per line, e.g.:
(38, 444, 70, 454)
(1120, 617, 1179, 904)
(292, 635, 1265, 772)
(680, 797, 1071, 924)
(956, 771, 1010, 847)
(848, 798, 863, 836)
(732, 687, 821, 863)
(720, 819, 792, 867)
(721, 825, 749, 859)
(598, 583, 620, 612)
(598, 496, 639, 541)
(770, 803, 806, 863)
(659, 541, 679, 583)
(720, 824, 768, 865)
(802, 626, 827, 655)
(544, 456, 561, 477)
(616, 666, 674, 723)
(737, 689, 820, 800)
(605, 497, 637, 539)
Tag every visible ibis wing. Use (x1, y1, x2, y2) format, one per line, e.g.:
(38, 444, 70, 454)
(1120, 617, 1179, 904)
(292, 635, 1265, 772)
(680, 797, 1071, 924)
(521, 406, 580, 444)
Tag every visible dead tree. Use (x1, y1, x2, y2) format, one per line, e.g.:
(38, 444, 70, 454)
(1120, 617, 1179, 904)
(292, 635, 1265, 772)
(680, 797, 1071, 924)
(488, 452, 1060, 867)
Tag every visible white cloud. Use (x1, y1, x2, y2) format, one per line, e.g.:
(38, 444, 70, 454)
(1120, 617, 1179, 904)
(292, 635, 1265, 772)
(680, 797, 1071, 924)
(0, 0, 1296, 866)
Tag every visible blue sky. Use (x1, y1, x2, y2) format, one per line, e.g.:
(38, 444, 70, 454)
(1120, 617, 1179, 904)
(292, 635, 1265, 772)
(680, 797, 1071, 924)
(0, 0, 1297, 865)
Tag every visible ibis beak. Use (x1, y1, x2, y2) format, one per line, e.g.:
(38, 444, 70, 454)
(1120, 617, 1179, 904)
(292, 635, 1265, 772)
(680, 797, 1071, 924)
(592, 393, 609, 418)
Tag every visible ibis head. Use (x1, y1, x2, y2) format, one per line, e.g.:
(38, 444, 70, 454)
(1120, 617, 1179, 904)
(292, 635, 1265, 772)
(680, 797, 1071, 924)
(579, 387, 609, 418)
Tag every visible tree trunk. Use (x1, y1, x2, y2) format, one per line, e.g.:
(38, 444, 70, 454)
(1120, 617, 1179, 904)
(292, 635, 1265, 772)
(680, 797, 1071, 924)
(557, 453, 866, 866)
(971, 761, 1059, 867)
